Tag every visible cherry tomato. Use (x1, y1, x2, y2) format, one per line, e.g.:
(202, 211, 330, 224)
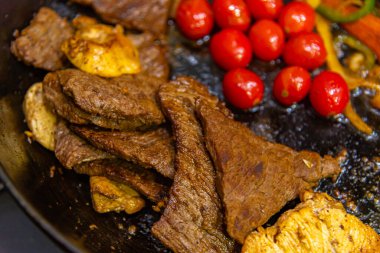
(282, 32, 327, 70)
(223, 68, 264, 110)
(249, 19, 285, 61)
(212, 0, 251, 31)
(175, 0, 214, 40)
(309, 71, 350, 117)
(278, 1, 315, 36)
(246, 0, 283, 20)
(210, 29, 253, 70)
(273, 66, 311, 106)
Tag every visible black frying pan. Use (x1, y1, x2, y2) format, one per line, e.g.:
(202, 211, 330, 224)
(0, 1, 379, 252)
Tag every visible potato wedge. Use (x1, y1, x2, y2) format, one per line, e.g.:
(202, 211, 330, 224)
(23, 82, 57, 151)
(61, 19, 141, 77)
(90, 176, 145, 214)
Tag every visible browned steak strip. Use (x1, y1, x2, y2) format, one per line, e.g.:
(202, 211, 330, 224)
(73, 0, 171, 36)
(43, 69, 165, 130)
(152, 77, 235, 253)
(10, 7, 73, 71)
(55, 122, 168, 202)
(196, 100, 342, 243)
(75, 159, 168, 203)
(55, 121, 113, 169)
(71, 126, 175, 179)
(127, 32, 169, 80)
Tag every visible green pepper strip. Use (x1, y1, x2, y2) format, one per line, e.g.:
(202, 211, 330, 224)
(334, 34, 376, 69)
(317, 0, 375, 23)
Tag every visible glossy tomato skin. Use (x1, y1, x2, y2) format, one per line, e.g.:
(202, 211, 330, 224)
(212, 0, 251, 31)
(282, 33, 327, 70)
(249, 19, 285, 61)
(309, 71, 350, 117)
(278, 1, 315, 36)
(223, 68, 264, 110)
(210, 29, 253, 70)
(175, 0, 214, 40)
(273, 66, 311, 106)
(246, 0, 283, 20)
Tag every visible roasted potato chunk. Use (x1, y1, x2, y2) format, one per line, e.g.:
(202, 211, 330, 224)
(61, 18, 140, 77)
(23, 82, 57, 151)
(90, 176, 145, 214)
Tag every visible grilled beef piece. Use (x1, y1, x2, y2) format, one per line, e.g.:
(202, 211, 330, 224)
(55, 122, 114, 169)
(127, 32, 169, 80)
(71, 126, 175, 179)
(196, 100, 342, 243)
(10, 7, 73, 71)
(43, 69, 165, 130)
(152, 77, 235, 253)
(72, 0, 171, 36)
(55, 122, 168, 202)
(76, 159, 168, 203)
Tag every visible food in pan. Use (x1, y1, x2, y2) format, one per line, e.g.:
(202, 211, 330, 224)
(10, 0, 380, 252)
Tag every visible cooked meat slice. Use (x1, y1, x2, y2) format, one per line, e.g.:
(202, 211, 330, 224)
(152, 77, 235, 253)
(10, 7, 73, 71)
(90, 176, 145, 214)
(127, 32, 169, 80)
(55, 121, 114, 169)
(76, 159, 168, 203)
(196, 100, 342, 243)
(43, 69, 165, 130)
(71, 126, 175, 179)
(75, 0, 171, 35)
(242, 191, 380, 253)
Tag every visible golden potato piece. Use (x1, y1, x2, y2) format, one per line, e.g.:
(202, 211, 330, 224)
(242, 191, 380, 253)
(62, 21, 140, 77)
(90, 176, 145, 214)
(23, 82, 57, 151)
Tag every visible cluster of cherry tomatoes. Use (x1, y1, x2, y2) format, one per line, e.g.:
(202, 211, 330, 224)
(176, 0, 350, 117)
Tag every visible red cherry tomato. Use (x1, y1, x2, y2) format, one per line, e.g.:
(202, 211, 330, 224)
(282, 32, 327, 70)
(273, 66, 311, 106)
(210, 29, 253, 70)
(249, 19, 285, 61)
(246, 0, 283, 20)
(278, 1, 315, 36)
(175, 0, 214, 40)
(223, 68, 264, 109)
(212, 0, 251, 31)
(309, 71, 350, 117)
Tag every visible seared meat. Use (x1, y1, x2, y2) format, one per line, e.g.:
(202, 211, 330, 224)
(242, 191, 380, 253)
(196, 100, 342, 243)
(43, 69, 165, 130)
(152, 77, 235, 253)
(90, 176, 145, 214)
(55, 122, 168, 202)
(55, 122, 114, 169)
(127, 32, 169, 80)
(11, 7, 73, 71)
(76, 160, 168, 203)
(71, 126, 176, 179)
(72, 0, 171, 35)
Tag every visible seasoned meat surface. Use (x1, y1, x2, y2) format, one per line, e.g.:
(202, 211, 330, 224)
(76, 159, 168, 203)
(11, 7, 73, 71)
(242, 191, 380, 253)
(152, 77, 235, 253)
(196, 100, 342, 243)
(127, 32, 169, 80)
(73, 0, 171, 35)
(71, 126, 175, 179)
(55, 122, 114, 169)
(43, 69, 165, 130)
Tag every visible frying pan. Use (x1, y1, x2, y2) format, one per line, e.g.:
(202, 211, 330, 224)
(0, 0, 379, 252)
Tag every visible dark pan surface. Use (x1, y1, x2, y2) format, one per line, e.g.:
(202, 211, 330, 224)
(0, 1, 379, 252)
